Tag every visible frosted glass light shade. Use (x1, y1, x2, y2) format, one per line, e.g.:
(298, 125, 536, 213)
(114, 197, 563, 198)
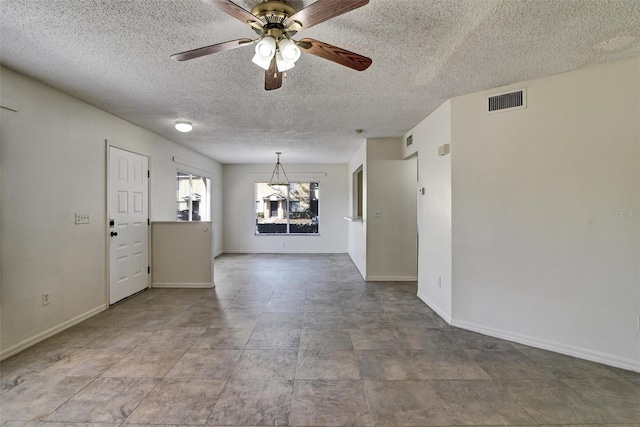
(252, 37, 276, 70)
(278, 39, 301, 62)
(175, 121, 193, 132)
(256, 37, 276, 57)
(252, 53, 272, 70)
(275, 52, 295, 72)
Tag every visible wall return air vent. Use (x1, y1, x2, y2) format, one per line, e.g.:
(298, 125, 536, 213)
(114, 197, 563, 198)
(406, 134, 413, 148)
(487, 88, 526, 113)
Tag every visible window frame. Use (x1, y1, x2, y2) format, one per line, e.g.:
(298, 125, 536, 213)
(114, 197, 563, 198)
(176, 169, 211, 222)
(254, 181, 319, 236)
(353, 166, 363, 219)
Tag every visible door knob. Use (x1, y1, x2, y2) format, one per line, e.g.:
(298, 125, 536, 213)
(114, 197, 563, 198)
(110, 231, 118, 237)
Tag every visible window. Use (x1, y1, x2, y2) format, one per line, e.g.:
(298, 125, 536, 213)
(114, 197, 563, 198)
(255, 182, 319, 234)
(353, 166, 363, 218)
(177, 171, 211, 221)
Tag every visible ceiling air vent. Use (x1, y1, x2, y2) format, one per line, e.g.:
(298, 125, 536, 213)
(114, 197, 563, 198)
(487, 88, 526, 114)
(406, 134, 413, 148)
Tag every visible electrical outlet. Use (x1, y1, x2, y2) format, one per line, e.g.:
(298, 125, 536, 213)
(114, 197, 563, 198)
(373, 210, 382, 217)
(75, 213, 90, 224)
(42, 293, 50, 306)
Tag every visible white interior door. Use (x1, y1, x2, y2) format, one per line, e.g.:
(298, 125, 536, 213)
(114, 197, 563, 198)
(109, 146, 149, 304)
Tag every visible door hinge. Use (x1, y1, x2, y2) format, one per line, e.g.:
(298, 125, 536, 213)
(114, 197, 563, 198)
(147, 218, 150, 226)
(147, 170, 150, 178)
(147, 266, 150, 274)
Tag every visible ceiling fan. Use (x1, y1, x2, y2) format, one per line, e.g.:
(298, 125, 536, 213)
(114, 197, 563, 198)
(171, 0, 372, 90)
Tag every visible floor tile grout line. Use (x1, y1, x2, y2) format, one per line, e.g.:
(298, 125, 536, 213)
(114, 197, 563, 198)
(3, 254, 638, 425)
(37, 374, 99, 423)
(495, 378, 543, 425)
(559, 377, 630, 423)
(288, 286, 304, 426)
(118, 375, 164, 425)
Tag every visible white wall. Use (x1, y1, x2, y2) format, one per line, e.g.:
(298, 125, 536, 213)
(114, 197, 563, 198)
(152, 222, 214, 287)
(451, 57, 640, 371)
(401, 129, 418, 160)
(223, 163, 348, 254)
(347, 142, 367, 277)
(347, 139, 418, 281)
(366, 138, 417, 280)
(0, 67, 223, 357)
(409, 100, 453, 322)
(168, 156, 224, 256)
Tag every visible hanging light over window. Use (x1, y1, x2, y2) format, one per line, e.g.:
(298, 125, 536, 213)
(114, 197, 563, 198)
(269, 152, 290, 186)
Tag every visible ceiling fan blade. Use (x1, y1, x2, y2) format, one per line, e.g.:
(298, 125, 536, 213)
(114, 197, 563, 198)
(285, 0, 368, 30)
(201, 0, 262, 26)
(265, 57, 283, 91)
(298, 38, 372, 71)
(171, 38, 252, 61)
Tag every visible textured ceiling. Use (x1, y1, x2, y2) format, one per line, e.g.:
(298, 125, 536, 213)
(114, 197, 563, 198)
(2, 0, 640, 164)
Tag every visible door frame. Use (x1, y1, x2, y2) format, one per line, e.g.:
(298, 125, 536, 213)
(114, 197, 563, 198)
(105, 141, 152, 306)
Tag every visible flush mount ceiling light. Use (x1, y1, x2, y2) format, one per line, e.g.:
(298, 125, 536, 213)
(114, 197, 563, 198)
(171, 0, 372, 91)
(269, 152, 290, 186)
(175, 121, 193, 132)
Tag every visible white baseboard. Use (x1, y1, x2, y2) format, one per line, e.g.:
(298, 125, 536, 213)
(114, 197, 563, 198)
(417, 291, 452, 325)
(152, 282, 214, 288)
(1, 305, 107, 361)
(365, 276, 418, 282)
(451, 319, 640, 373)
(214, 250, 224, 258)
(346, 253, 366, 280)
(222, 250, 348, 254)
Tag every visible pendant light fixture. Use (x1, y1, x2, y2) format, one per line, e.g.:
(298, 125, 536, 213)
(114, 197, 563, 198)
(269, 152, 290, 186)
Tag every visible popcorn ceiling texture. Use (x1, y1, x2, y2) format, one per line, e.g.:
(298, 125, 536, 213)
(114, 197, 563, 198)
(1, 0, 639, 163)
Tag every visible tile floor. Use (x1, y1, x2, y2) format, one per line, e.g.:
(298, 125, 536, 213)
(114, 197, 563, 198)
(1, 253, 639, 426)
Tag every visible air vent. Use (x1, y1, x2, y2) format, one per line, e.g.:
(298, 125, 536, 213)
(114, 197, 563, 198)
(406, 134, 413, 148)
(487, 88, 526, 113)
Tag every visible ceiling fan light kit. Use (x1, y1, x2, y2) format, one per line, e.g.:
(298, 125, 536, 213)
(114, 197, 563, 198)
(278, 39, 301, 61)
(275, 38, 301, 72)
(252, 36, 277, 70)
(172, 0, 372, 90)
(275, 52, 295, 72)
